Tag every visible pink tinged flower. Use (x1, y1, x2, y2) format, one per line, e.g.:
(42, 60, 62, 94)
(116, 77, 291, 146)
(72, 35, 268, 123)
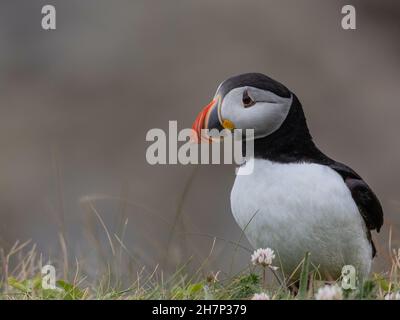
(251, 292, 270, 300)
(315, 284, 343, 300)
(384, 291, 400, 300)
(251, 248, 276, 267)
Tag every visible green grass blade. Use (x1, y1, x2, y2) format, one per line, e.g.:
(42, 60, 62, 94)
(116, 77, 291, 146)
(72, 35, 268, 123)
(298, 252, 310, 299)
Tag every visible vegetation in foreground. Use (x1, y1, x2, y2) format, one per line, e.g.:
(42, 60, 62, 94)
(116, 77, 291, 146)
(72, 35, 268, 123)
(0, 238, 399, 300)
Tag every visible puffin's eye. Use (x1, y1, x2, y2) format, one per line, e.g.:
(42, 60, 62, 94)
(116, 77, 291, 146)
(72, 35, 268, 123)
(242, 90, 255, 108)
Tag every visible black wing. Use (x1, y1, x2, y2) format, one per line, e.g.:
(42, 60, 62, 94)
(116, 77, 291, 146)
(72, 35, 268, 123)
(329, 162, 384, 257)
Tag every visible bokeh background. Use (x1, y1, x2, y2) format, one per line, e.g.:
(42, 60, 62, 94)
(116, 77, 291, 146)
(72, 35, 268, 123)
(0, 0, 399, 280)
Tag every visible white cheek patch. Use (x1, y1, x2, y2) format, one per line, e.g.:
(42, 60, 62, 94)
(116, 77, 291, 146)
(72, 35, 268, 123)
(220, 87, 292, 139)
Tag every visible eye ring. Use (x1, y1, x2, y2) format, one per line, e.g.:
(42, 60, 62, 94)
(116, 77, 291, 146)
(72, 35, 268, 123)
(242, 90, 256, 108)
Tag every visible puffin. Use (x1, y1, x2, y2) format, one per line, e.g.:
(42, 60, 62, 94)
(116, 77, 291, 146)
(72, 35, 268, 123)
(192, 73, 383, 282)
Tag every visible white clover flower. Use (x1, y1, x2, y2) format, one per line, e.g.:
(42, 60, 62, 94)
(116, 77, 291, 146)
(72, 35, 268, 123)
(384, 291, 400, 300)
(251, 292, 270, 300)
(251, 248, 276, 267)
(315, 284, 343, 300)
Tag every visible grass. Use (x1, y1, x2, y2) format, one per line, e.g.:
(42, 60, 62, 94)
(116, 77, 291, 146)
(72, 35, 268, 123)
(1, 180, 399, 300)
(0, 238, 399, 300)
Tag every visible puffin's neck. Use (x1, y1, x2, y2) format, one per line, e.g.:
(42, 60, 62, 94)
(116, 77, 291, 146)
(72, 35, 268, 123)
(247, 94, 329, 164)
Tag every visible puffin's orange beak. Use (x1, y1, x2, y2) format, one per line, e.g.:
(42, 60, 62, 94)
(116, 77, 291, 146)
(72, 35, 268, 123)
(191, 99, 217, 143)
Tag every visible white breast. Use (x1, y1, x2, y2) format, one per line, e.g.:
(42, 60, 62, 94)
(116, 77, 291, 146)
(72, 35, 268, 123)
(231, 158, 372, 280)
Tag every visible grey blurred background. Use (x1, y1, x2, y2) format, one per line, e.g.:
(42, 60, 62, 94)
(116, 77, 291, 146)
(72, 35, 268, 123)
(0, 0, 399, 279)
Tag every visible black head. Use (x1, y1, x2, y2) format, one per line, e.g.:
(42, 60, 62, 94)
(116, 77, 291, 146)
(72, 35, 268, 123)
(192, 73, 320, 162)
(215, 72, 291, 100)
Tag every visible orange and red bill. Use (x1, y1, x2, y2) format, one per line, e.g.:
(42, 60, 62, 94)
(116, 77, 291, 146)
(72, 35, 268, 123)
(191, 99, 217, 143)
